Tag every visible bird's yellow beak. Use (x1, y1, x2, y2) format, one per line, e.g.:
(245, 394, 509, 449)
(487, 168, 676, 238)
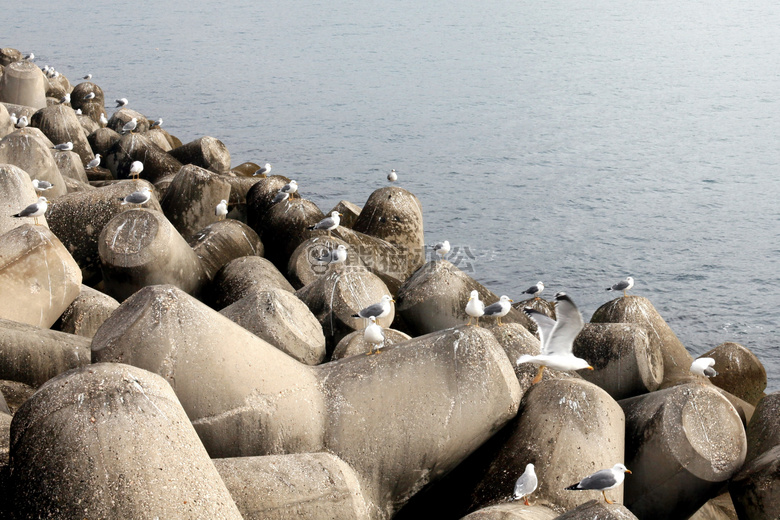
(391, 299, 396, 303)
(509, 299, 514, 302)
(338, 213, 343, 216)
(625, 469, 632, 474)
(586, 366, 594, 371)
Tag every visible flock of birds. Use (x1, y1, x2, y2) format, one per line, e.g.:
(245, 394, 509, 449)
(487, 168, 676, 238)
(512, 461, 633, 506)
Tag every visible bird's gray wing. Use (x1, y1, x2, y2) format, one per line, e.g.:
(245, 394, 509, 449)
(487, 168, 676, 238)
(575, 469, 617, 490)
(358, 302, 386, 318)
(17, 203, 40, 217)
(523, 308, 556, 353)
(272, 192, 288, 203)
(483, 302, 504, 316)
(546, 295, 584, 356)
(513, 471, 537, 497)
(612, 280, 629, 291)
(124, 192, 148, 204)
(314, 217, 336, 229)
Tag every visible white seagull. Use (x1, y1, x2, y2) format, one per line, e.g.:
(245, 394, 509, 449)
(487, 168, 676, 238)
(363, 316, 385, 355)
(483, 295, 514, 326)
(122, 117, 138, 134)
(53, 141, 73, 151)
(12, 197, 48, 225)
(465, 290, 485, 327)
(129, 160, 144, 180)
(15, 115, 28, 132)
(86, 154, 101, 170)
(253, 163, 272, 176)
(352, 294, 395, 328)
(387, 168, 398, 182)
(9, 113, 17, 125)
(32, 179, 54, 191)
(565, 463, 632, 504)
(275, 179, 298, 200)
(82, 74, 92, 80)
(308, 211, 342, 237)
(517, 292, 593, 384)
(317, 244, 348, 265)
(119, 186, 152, 206)
(513, 463, 538, 506)
(115, 98, 128, 108)
(271, 191, 290, 204)
(690, 357, 717, 378)
(24, 53, 34, 61)
(99, 113, 108, 126)
(84, 92, 95, 101)
(432, 240, 450, 260)
(60, 93, 70, 104)
(150, 118, 163, 128)
(215, 199, 228, 220)
(607, 277, 634, 297)
(521, 281, 545, 300)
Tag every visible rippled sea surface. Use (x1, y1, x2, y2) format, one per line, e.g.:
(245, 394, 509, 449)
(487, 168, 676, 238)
(8, 0, 779, 390)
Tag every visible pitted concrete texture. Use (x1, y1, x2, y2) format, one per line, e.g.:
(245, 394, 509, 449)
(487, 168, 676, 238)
(701, 342, 767, 406)
(210, 255, 294, 309)
(160, 163, 232, 238)
(188, 218, 264, 279)
(169, 136, 231, 172)
(0, 127, 65, 198)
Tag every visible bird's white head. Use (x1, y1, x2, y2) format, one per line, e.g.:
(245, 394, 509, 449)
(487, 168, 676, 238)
(38, 197, 48, 203)
(220, 199, 227, 205)
(337, 245, 347, 251)
(614, 463, 631, 474)
(500, 295, 513, 303)
(290, 180, 297, 185)
(332, 211, 342, 217)
(382, 294, 395, 304)
(469, 290, 479, 300)
(369, 316, 377, 324)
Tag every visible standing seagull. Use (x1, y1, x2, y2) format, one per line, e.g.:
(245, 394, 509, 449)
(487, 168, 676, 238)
(606, 277, 634, 297)
(308, 211, 342, 237)
(83, 74, 92, 80)
(352, 295, 395, 328)
(513, 463, 538, 506)
(432, 240, 451, 260)
(24, 52, 34, 61)
(53, 141, 73, 151)
(690, 357, 717, 378)
(274, 179, 297, 201)
(12, 197, 48, 225)
(119, 186, 152, 206)
(150, 118, 163, 128)
(129, 160, 144, 180)
(465, 290, 485, 327)
(317, 244, 348, 265)
(521, 281, 545, 300)
(517, 292, 593, 384)
(387, 169, 398, 182)
(99, 113, 108, 126)
(565, 463, 632, 504)
(32, 179, 54, 192)
(484, 295, 514, 326)
(86, 154, 101, 170)
(363, 316, 385, 355)
(253, 163, 272, 177)
(115, 98, 128, 108)
(15, 115, 28, 133)
(215, 200, 228, 220)
(9, 113, 17, 125)
(122, 117, 138, 134)
(60, 93, 70, 104)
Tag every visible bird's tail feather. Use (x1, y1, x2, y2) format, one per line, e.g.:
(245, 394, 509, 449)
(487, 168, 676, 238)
(564, 483, 580, 490)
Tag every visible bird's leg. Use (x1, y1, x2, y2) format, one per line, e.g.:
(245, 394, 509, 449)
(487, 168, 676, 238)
(498, 317, 503, 326)
(33, 217, 38, 226)
(366, 345, 374, 356)
(467, 317, 473, 326)
(327, 230, 332, 238)
(602, 490, 613, 504)
(476, 316, 480, 327)
(524, 497, 530, 506)
(531, 365, 546, 384)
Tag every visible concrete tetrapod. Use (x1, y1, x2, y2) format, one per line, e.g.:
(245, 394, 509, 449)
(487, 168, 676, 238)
(619, 383, 747, 519)
(98, 209, 208, 301)
(245, 174, 293, 230)
(160, 163, 232, 238)
(10, 363, 243, 519)
(699, 342, 767, 406)
(29, 104, 94, 166)
(187, 218, 264, 279)
(168, 135, 231, 172)
(104, 133, 183, 183)
(0, 128, 66, 198)
(56, 284, 120, 338)
(0, 163, 45, 235)
(0, 61, 46, 109)
(0, 105, 15, 139)
(210, 255, 295, 309)
(572, 323, 664, 400)
(253, 196, 325, 271)
(729, 445, 780, 520)
(69, 81, 106, 124)
(332, 327, 411, 359)
(0, 225, 82, 328)
(591, 295, 695, 387)
(214, 453, 371, 520)
(92, 286, 522, 518)
(460, 503, 558, 520)
(470, 378, 625, 514)
(553, 499, 638, 519)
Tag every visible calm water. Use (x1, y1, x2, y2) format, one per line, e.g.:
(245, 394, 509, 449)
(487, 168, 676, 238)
(7, 0, 779, 391)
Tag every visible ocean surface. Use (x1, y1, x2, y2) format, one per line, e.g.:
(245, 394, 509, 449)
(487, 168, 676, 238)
(7, 0, 779, 391)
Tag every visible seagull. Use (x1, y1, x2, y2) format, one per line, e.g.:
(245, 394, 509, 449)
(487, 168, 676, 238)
(82, 74, 92, 80)
(352, 295, 395, 328)
(521, 281, 545, 300)
(316, 244, 348, 265)
(15, 115, 28, 132)
(364, 316, 385, 355)
(75, 109, 82, 115)
(387, 168, 398, 182)
(275, 179, 298, 200)
(86, 154, 101, 170)
(119, 186, 152, 206)
(60, 93, 70, 104)
(691, 357, 718, 378)
(115, 98, 128, 108)
(129, 160, 143, 180)
(24, 52, 34, 61)
(9, 113, 17, 125)
(271, 191, 290, 204)
(432, 240, 451, 260)
(99, 113, 108, 126)
(565, 463, 632, 504)
(484, 295, 514, 326)
(83, 92, 95, 101)
(465, 290, 485, 327)
(253, 163, 272, 177)
(122, 117, 138, 134)
(517, 292, 593, 384)
(12, 197, 48, 225)
(606, 277, 634, 297)
(53, 141, 73, 151)
(513, 463, 538, 506)
(32, 179, 54, 191)
(308, 211, 342, 237)
(215, 199, 228, 220)
(150, 118, 163, 128)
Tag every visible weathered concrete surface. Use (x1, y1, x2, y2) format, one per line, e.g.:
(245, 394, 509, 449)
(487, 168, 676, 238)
(288, 235, 367, 289)
(0, 127, 66, 198)
(29, 104, 94, 166)
(743, 392, 780, 465)
(591, 295, 695, 387)
(0, 381, 34, 415)
(330, 199, 362, 229)
(460, 503, 559, 519)
(10, 363, 243, 519)
(214, 453, 372, 520)
(573, 323, 664, 399)
(352, 187, 425, 278)
(689, 494, 738, 520)
(332, 327, 411, 360)
(295, 269, 393, 353)
(219, 288, 326, 365)
(554, 499, 638, 519)
(107, 108, 150, 135)
(245, 175, 292, 230)
(187, 218, 263, 279)
(396, 260, 530, 335)
(253, 196, 325, 271)
(160, 163, 232, 238)
(210, 255, 295, 309)
(56, 284, 119, 338)
(69, 81, 106, 124)
(52, 149, 88, 183)
(0, 317, 90, 388)
(221, 175, 261, 207)
(168, 136, 231, 172)
(729, 445, 780, 520)
(620, 383, 747, 519)
(700, 342, 767, 406)
(46, 180, 162, 284)
(471, 378, 625, 513)
(104, 133, 183, 183)
(329, 226, 407, 292)
(0, 104, 15, 139)
(87, 126, 121, 156)
(0, 61, 46, 109)
(0, 225, 82, 328)
(0, 48, 22, 67)
(0, 163, 44, 234)
(98, 209, 208, 301)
